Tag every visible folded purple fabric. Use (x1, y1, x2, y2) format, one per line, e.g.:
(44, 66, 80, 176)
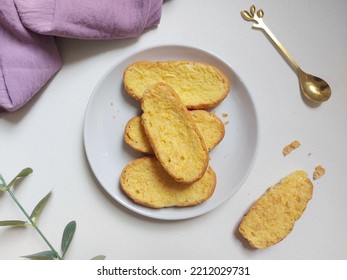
(0, 0, 162, 112)
(0, 0, 62, 112)
(15, 0, 162, 39)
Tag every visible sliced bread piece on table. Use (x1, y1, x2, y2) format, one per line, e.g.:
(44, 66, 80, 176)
(123, 60, 230, 109)
(239, 170, 313, 249)
(120, 157, 216, 208)
(124, 110, 225, 154)
(141, 83, 209, 183)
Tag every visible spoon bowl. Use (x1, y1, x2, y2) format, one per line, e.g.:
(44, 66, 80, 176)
(298, 70, 331, 103)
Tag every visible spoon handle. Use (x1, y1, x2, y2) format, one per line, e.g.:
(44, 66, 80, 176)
(241, 6, 301, 73)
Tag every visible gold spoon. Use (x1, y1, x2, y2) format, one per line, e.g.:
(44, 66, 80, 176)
(241, 5, 331, 103)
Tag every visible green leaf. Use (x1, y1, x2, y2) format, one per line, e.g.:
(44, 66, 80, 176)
(6, 168, 33, 190)
(29, 191, 51, 224)
(61, 221, 76, 258)
(0, 220, 28, 227)
(16, 168, 33, 178)
(91, 255, 106, 260)
(22, 250, 57, 260)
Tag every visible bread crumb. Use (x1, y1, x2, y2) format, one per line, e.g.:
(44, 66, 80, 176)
(282, 140, 301, 156)
(313, 165, 325, 180)
(222, 113, 228, 118)
(223, 121, 229, 125)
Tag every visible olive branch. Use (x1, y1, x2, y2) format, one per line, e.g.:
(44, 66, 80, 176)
(0, 168, 105, 260)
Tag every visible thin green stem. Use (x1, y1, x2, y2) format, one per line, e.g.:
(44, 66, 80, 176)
(0, 174, 6, 188)
(6, 189, 62, 260)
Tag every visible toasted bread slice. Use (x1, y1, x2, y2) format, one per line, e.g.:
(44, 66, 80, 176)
(120, 157, 216, 208)
(123, 60, 230, 109)
(141, 83, 209, 183)
(125, 110, 225, 154)
(190, 110, 225, 151)
(124, 116, 152, 153)
(239, 170, 313, 249)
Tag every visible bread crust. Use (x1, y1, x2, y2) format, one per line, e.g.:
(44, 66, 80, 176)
(120, 157, 216, 208)
(124, 110, 225, 154)
(123, 60, 230, 109)
(239, 170, 313, 249)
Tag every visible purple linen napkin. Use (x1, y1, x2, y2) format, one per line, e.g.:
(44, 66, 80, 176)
(15, 0, 162, 39)
(0, 0, 62, 112)
(0, 0, 163, 112)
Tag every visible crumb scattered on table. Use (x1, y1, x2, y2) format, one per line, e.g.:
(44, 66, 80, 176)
(223, 121, 229, 125)
(282, 140, 301, 156)
(313, 165, 325, 180)
(222, 113, 229, 118)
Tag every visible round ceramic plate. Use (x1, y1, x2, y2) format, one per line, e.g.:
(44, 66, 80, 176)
(84, 45, 259, 220)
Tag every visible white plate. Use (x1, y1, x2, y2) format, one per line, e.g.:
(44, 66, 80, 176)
(84, 45, 259, 220)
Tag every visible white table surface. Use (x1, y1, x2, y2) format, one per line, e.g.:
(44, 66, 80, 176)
(1, 0, 346, 260)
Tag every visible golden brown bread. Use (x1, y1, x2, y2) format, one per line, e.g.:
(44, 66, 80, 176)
(124, 116, 152, 154)
(313, 165, 325, 180)
(123, 60, 230, 109)
(239, 170, 313, 249)
(141, 83, 209, 183)
(190, 110, 225, 152)
(124, 110, 225, 154)
(120, 157, 216, 208)
(282, 140, 301, 156)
